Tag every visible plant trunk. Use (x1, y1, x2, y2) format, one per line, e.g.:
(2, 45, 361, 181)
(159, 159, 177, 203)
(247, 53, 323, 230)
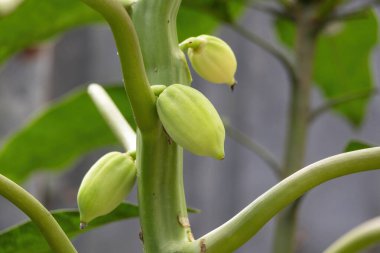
(273, 4, 318, 253)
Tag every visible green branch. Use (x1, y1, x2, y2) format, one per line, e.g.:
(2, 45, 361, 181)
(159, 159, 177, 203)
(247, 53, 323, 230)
(227, 22, 296, 82)
(324, 217, 380, 253)
(245, 2, 294, 20)
(0, 174, 77, 253)
(87, 83, 136, 151)
(80, 0, 157, 133)
(223, 120, 282, 178)
(309, 89, 376, 123)
(180, 148, 380, 253)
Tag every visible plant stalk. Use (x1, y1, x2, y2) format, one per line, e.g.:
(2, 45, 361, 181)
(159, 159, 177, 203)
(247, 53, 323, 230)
(87, 83, 136, 151)
(132, 0, 192, 252)
(180, 147, 380, 253)
(80, 0, 157, 133)
(273, 4, 318, 253)
(323, 216, 380, 253)
(0, 174, 77, 253)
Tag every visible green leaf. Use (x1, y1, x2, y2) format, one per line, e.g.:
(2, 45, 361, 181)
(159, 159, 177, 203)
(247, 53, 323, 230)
(177, 7, 219, 42)
(0, 0, 102, 64)
(0, 86, 135, 183)
(0, 203, 139, 253)
(344, 140, 373, 152)
(179, 0, 245, 41)
(275, 10, 379, 126)
(0, 0, 246, 64)
(0, 202, 200, 253)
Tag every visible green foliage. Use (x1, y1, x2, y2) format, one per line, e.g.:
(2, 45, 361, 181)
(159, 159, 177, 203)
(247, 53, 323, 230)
(0, 0, 102, 64)
(275, 10, 379, 126)
(344, 140, 373, 152)
(179, 0, 245, 41)
(0, 86, 135, 183)
(0, 0, 246, 64)
(0, 0, 247, 182)
(0, 203, 138, 253)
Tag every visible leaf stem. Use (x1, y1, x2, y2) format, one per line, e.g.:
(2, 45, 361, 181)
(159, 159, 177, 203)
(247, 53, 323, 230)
(80, 0, 157, 133)
(87, 83, 136, 151)
(323, 216, 380, 253)
(180, 148, 380, 253)
(309, 89, 376, 123)
(0, 174, 77, 253)
(245, 2, 294, 20)
(227, 22, 296, 82)
(223, 120, 282, 178)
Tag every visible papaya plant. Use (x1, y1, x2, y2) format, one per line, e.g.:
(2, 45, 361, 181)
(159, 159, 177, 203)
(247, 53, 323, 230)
(0, 0, 380, 253)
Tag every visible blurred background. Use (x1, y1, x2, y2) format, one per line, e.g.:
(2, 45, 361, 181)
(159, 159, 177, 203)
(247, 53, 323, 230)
(0, 2, 380, 253)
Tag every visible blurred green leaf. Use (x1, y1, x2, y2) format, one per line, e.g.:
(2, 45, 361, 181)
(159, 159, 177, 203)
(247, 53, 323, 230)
(275, 10, 379, 126)
(179, 0, 245, 41)
(0, 203, 139, 253)
(0, 0, 102, 64)
(0, 86, 135, 183)
(0, 0, 246, 64)
(344, 140, 373, 152)
(0, 202, 200, 253)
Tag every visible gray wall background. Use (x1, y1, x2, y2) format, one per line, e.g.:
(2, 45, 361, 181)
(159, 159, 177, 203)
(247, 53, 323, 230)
(0, 6, 380, 253)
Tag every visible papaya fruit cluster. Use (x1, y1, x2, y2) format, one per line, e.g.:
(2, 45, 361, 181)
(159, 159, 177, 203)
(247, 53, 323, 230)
(77, 35, 236, 226)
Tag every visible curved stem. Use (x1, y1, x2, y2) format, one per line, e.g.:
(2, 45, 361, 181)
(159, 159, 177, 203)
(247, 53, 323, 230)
(87, 84, 136, 151)
(245, 2, 294, 20)
(223, 120, 282, 178)
(80, 0, 157, 133)
(180, 147, 380, 253)
(227, 22, 296, 82)
(309, 89, 376, 123)
(0, 174, 77, 253)
(324, 217, 380, 253)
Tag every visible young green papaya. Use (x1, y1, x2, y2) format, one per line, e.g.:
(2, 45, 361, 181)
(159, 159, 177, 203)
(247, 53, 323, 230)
(181, 35, 237, 88)
(156, 84, 225, 160)
(77, 152, 136, 228)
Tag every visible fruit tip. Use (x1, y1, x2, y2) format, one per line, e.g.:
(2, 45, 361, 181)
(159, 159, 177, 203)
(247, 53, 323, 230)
(229, 80, 237, 92)
(80, 222, 87, 230)
(216, 152, 225, 160)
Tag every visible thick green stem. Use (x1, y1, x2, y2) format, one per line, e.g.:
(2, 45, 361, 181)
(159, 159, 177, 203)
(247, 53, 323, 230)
(137, 130, 191, 252)
(80, 0, 157, 133)
(132, 0, 192, 85)
(81, 1, 191, 252)
(273, 5, 318, 253)
(324, 217, 380, 253)
(0, 174, 77, 253)
(180, 148, 380, 253)
(132, 1, 192, 252)
(282, 6, 316, 177)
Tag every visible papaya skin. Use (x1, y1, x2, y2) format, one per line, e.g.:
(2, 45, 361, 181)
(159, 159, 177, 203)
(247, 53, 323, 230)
(77, 152, 136, 228)
(156, 84, 225, 160)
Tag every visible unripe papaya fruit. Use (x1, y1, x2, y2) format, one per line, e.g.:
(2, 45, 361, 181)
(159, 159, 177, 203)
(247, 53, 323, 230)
(156, 84, 225, 160)
(77, 152, 136, 228)
(181, 35, 237, 87)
